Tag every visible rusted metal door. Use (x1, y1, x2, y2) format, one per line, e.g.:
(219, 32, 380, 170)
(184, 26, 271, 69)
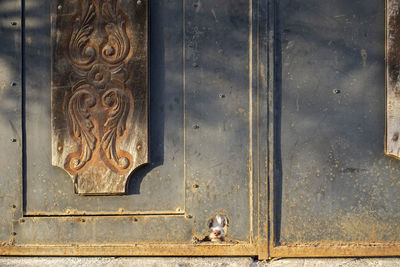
(2, 0, 400, 259)
(0, 0, 270, 258)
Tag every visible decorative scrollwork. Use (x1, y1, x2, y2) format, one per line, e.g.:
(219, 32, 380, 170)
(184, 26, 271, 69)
(65, 0, 133, 172)
(101, 0, 131, 65)
(68, 88, 97, 170)
(69, 0, 97, 68)
(101, 88, 132, 169)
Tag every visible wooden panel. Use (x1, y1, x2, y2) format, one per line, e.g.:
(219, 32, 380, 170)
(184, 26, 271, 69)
(387, 0, 400, 158)
(51, 0, 148, 195)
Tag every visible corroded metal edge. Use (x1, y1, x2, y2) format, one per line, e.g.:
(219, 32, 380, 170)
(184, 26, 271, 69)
(0, 244, 258, 257)
(271, 243, 400, 258)
(2, 242, 400, 258)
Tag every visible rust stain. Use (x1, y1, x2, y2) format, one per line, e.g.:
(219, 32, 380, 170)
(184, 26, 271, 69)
(211, 8, 218, 23)
(271, 242, 400, 257)
(0, 244, 257, 256)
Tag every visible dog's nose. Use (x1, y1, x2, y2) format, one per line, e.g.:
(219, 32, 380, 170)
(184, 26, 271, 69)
(214, 230, 221, 236)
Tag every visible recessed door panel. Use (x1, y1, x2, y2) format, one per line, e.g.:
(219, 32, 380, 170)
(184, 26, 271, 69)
(25, 0, 184, 215)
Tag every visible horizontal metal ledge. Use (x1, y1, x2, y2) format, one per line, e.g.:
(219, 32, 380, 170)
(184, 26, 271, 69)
(0, 243, 257, 257)
(271, 242, 400, 258)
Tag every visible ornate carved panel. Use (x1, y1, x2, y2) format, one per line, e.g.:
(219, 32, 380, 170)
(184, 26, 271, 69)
(51, 0, 148, 195)
(387, 0, 400, 159)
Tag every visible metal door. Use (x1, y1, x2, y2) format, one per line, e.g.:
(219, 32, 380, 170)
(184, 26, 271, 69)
(0, 0, 270, 258)
(1, 0, 400, 259)
(270, 0, 400, 257)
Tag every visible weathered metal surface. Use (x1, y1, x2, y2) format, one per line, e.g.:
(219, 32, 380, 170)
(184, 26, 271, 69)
(51, 0, 149, 195)
(4, 0, 400, 259)
(0, 0, 270, 258)
(0, 0, 23, 245)
(271, 242, 400, 257)
(183, 0, 267, 243)
(26, 0, 183, 215)
(0, 244, 258, 257)
(387, 0, 400, 158)
(271, 0, 395, 254)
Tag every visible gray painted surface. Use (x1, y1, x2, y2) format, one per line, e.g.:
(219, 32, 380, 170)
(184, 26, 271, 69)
(0, 0, 23, 243)
(276, 0, 394, 243)
(1, 0, 269, 247)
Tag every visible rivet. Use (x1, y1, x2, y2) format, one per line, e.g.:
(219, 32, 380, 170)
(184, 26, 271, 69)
(218, 93, 225, 99)
(333, 89, 341, 94)
(58, 5, 62, 10)
(57, 145, 63, 152)
(133, 218, 138, 222)
(80, 218, 86, 223)
(393, 132, 399, 142)
(137, 0, 142, 5)
(11, 22, 17, 26)
(12, 205, 16, 209)
(11, 232, 16, 236)
(186, 214, 193, 219)
(11, 82, 17, 86)
(192, 125, 199, 130)
(192, 63, 198, 68)
(20, 219, 25, 223)
(10, 138, 17, 143)
(192, 184, 199, 189)
(137, 144, 142, 151)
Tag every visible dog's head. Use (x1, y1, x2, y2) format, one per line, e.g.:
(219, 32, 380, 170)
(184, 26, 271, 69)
(208, 214, 229, 241)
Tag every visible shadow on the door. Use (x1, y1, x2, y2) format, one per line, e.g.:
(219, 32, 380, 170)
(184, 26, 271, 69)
(127, 0, 165, 195)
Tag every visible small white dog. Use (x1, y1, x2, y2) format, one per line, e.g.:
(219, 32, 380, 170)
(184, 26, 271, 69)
(208, 214, 229, 241)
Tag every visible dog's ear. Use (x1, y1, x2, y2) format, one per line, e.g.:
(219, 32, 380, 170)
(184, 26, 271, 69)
(215, 214, 228, 227)
(223, 216, 229, 227)
(208, 218, 214, 228)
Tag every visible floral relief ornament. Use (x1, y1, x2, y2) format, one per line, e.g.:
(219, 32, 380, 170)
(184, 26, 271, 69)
(66, 0, 134, 174)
